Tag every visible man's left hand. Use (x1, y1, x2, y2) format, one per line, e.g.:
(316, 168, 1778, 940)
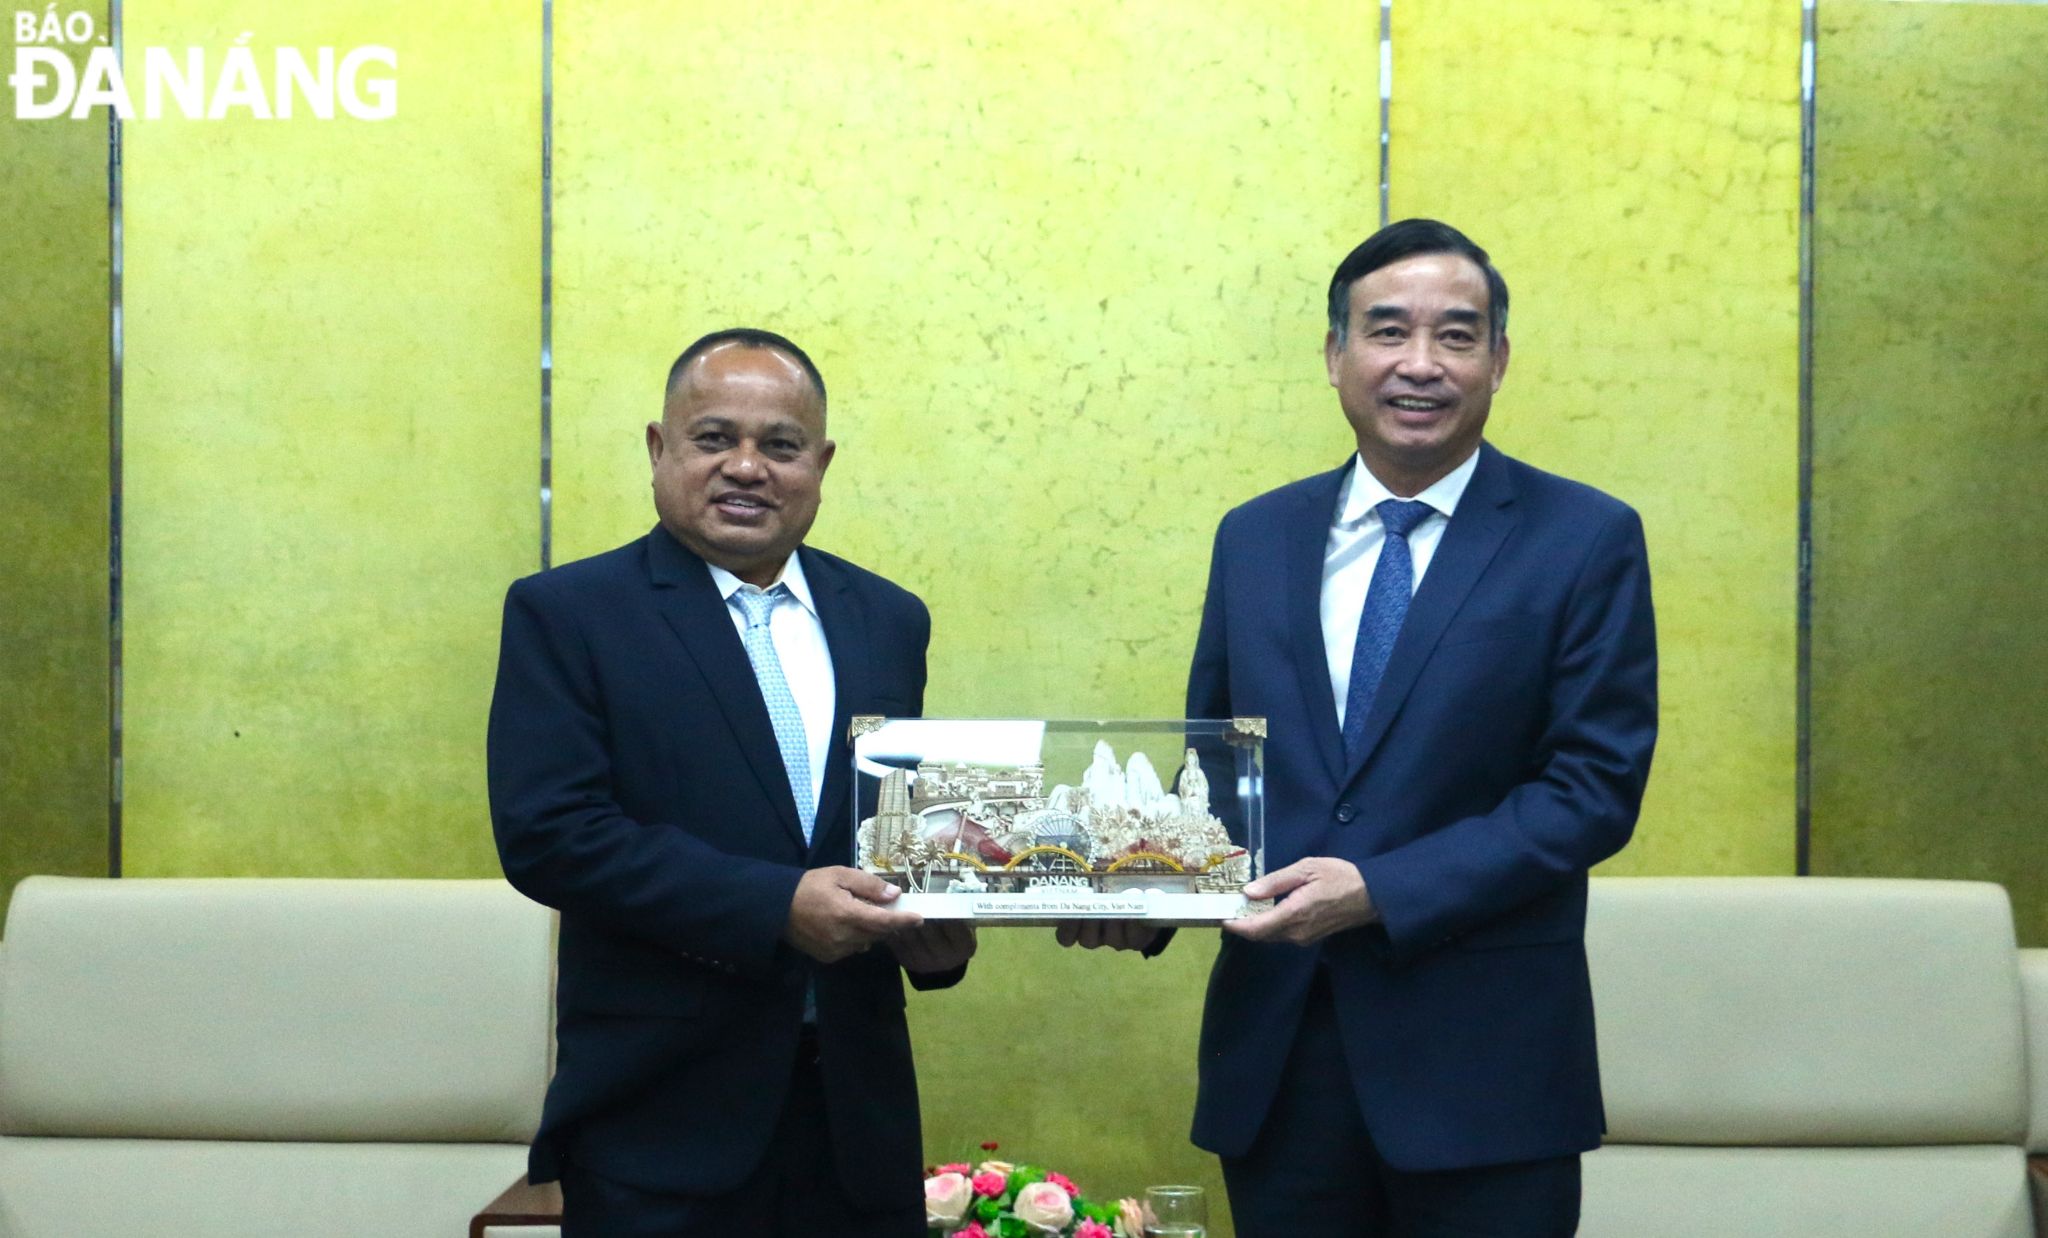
(888, 921, 978, 973)
(1223, 857, 1376, 946)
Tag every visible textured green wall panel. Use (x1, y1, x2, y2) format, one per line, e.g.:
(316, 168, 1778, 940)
(0, 13, 111, 920)
(1392, 0, 1803, 877)
(120, 1, 540, 877)
(1812, 1, 2048, 943)
(556, 0, 1377, 1222)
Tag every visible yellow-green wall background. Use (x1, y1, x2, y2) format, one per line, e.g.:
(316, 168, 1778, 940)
(5, 0, 2045, 1232)
(118, 0, 540, 878)
(1810, 0, 2048, 943)
(0, 11, 111, 924)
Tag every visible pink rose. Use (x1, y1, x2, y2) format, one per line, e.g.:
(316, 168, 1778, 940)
(954, 1225, 990, 1238)
(925, 1172, 973, 1227)
(1014, 1180, 1077, 1232)
(1076, 1221, 1114, 1238)
(937, 1162, 971, 1175)
(1046, 1170, 1080, 1197)
(971, 1170, 1009, 1198)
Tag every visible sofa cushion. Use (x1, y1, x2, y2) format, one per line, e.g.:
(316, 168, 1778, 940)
(0, 878, 551, 1142)
(0, 1136, 526, 1238)
(1587, 877, 2026, 1145)
(1582, 1144, 2032, 1238)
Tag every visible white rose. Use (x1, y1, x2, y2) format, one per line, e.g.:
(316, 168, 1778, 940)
(1014, 1180, 1076, 1233)
(925, 1172, 973, 1227)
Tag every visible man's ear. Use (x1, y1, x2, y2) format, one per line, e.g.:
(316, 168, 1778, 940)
(817, 438, 837, 478)
(645, 420, 665, 467)
(1324, 329, 1343, 388)
(1490, 334, 1511, 393)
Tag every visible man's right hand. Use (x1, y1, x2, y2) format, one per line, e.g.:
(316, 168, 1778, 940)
(784, 866, 923, 964)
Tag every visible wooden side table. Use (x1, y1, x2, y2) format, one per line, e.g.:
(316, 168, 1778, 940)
(470, 1175, 563, 1237)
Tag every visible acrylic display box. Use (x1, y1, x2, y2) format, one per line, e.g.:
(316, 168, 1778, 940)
(850, 717, 1266, 924)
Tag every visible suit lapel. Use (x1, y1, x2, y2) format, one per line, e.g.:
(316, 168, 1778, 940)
(1289, 464, 1353, 789)
(1341, 444, 1520, 785)
(803, 546, 866, 863)
(645, 529, 808, 851)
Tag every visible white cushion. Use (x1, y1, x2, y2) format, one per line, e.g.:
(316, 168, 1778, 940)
(0, 1135, 526, 1238)
(2021, 948, 2048, 1152)
(1582, 1144, 2032, 1238)
(0, 878, 551, 1142)
(483, 1229, 561, 1237)
(1587, 877, 2027, 1145)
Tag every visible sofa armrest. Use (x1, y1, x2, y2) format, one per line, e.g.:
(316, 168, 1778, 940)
(471, 1175, 562, 1237)
(2023, 948, 2048, 1153)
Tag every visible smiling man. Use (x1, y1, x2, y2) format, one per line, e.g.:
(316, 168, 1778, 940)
(489, 329, 973, 1237)
(1182, 221, 1659, 1236)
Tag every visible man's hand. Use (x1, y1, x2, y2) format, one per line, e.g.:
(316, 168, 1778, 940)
(1055, 920, 1163, 952)
(1222, 857, 1376, 946)
(784, 867, 923, 964)
(888, 921, 978, 973)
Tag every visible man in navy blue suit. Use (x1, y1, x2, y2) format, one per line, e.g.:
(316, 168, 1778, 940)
(488, 329, 974, 1237)
(1178, 220, 1658, 1235)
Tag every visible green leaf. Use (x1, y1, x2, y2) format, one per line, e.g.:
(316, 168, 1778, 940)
(976, 1198, 1000, 1224)
(997, 1218, 1029, 1238)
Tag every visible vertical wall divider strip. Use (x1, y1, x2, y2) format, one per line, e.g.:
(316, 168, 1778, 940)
(107, 0, 125, 877)
(1378, 0, 1392, 228)
(540, 0, 555, 572)
(1795, 0, 1817, 876)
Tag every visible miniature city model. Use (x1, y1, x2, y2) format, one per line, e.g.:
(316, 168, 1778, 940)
(857, 740, 1252, 914)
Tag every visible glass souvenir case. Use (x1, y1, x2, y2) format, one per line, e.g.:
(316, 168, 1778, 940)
(850, 717, 1266, 924)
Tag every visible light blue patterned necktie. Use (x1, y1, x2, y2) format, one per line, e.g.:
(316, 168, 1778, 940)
(1342, 499, 1436, 764)
(734, 585, 816, 844)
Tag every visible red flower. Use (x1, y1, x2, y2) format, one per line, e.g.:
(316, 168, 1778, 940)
(1075, 1221, 1114, 1238)
(954, 1224, 990, 1238)
(935, 1162, 970, 1175)
(970, 1170, 1008, 1197)
(1045, 1170, 1080, 1197)
(980, 1141, 1000, 1151)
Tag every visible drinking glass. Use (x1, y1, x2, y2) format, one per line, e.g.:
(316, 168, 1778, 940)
(1143, 1184, 1207, 1238)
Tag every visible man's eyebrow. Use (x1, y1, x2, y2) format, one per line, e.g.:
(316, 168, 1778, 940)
(1439, 308, 1485, 328)
(1364, 304, 1411, 322)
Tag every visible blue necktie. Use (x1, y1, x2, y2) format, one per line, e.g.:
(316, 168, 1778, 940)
(734, 585, 816, 844)
(1342, 499, 1436, 764)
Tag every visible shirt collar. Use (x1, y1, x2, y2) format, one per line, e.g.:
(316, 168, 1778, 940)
(706, 552, 819, 618)
(1335, 446, 1482, 528)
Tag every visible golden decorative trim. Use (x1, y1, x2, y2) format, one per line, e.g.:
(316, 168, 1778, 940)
(936, 851, 991, 872)
(1104, 851, 1187, 874)
(1228, 716, 1268, 745)
(849, 715, 887, 739)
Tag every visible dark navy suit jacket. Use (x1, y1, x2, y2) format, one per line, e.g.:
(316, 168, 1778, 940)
(1186, 443, 1657, 1172)
(487, 526, 953, 1206)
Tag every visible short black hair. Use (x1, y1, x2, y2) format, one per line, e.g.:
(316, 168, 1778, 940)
(664, 327, 827, 410)
(1327, 219, 1509, 348)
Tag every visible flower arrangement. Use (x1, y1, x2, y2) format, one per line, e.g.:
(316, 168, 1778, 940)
(925, 1143, 1146, 1238)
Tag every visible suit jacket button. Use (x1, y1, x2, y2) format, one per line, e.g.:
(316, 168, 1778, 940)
(1335, 803, 1356, 824)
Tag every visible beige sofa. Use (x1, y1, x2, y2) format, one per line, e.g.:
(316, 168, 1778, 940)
(0, 877, 553, 1238)
(1582, 877, 2045, 1238)
(1, 874, 2042, 1238)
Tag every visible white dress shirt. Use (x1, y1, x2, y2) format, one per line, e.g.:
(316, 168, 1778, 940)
(707, 555, 835, 814)
(1321, 448, 1481, 728)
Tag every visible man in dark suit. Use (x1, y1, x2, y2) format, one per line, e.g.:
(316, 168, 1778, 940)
(488, 328, 974, 1237)
(1182, 220, 1658, 1235)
